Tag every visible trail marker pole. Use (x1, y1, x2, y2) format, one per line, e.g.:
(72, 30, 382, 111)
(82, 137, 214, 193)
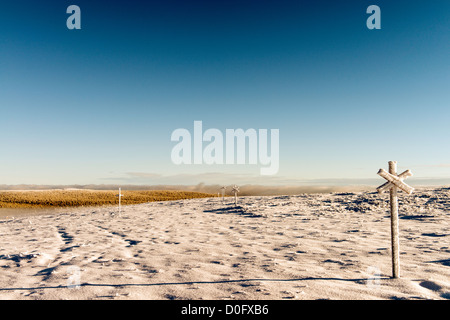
(232, 185, 240, 206)
(117, 187, 124, 215)
(221, 186, 226, 203)
(377, 161, 414, 279)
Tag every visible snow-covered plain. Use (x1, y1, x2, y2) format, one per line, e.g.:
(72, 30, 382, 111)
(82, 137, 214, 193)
(0, 188, 449, 300)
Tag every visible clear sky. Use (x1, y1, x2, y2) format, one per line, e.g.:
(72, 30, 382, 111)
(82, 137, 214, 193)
(0, 0, 449, 186)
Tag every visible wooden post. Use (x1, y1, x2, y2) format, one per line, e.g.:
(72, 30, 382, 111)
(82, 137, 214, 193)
(221, 186, 226, 203)
(232, 185, 239, 206)
(377, 161, 414, 279)
(389, 161, 400, 278)
(118, 187, 124, 215)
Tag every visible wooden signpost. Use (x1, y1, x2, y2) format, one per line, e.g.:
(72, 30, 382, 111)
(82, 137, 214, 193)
(377, 161, 414, 278)
(232, 185, 240, 206)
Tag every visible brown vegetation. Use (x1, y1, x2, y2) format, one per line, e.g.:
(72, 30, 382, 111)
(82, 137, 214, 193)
(0, 190, 216, 208)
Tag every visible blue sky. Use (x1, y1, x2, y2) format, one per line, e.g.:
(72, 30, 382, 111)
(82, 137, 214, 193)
(0, 0, 449, 186)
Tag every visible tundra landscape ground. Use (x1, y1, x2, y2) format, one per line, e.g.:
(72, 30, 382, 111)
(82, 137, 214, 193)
(0, 187, 448, 300)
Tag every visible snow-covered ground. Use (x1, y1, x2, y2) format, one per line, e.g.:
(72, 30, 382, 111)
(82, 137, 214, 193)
(1, 187, 449, 300)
